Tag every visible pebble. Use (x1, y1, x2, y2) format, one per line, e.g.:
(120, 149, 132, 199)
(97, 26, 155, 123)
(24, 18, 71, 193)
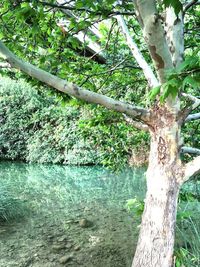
(52, 244, 66, 251)
(59, 255, 73, 264)
(79, 219, 92, 228)
(57, 236, 67, 242)
(74, 245, 80, 251)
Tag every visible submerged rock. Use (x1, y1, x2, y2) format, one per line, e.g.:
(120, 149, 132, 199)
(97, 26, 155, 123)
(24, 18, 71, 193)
(57, 236, 68, 242)
(59, 255, 73, 264)
(52, 244, 66, 251)
(79, 218, 92, 228)
(74, 245, 81, 251)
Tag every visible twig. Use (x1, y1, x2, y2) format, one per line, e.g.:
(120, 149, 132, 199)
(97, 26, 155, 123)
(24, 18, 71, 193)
(181, 146, 200, 155)
(183, 0, 200, 15)
(36, 1, 135, 16)
(89, 21, 116, 61)
(123, 114, 149, 131)
(185, 112, 200, 122)
(182, 93, 200, 110)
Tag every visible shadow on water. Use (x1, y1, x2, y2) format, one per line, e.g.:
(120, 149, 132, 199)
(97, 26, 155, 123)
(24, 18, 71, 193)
(0, 162, 146, 267)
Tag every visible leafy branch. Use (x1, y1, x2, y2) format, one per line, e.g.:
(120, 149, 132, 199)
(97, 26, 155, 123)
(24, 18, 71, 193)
(149, 55, 200, 102)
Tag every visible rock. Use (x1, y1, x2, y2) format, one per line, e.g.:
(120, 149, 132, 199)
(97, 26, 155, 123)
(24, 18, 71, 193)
(36, 243, 44, 247)
(59, 255, 73, 264)
(79, 218, 92, 228)
(57, 236, 67, 242)
(52, 244, 66, 251)
(74, 245, 80, 251)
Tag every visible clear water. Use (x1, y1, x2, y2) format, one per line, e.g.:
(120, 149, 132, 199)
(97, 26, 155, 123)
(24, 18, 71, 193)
(0, 162, 146, 267)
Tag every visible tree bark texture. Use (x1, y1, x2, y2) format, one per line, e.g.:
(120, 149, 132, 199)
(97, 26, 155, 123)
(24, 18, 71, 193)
(0, 2, 199, 267)
(132, 106, 183, 267)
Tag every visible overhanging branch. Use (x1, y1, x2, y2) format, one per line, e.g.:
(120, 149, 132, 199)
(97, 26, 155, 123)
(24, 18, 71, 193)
(116, 15, 159, 88)
(0, 40, 149, 121)
(182, 93, 200, 110)
(185, 112, 200, 122)
(180, 93, 200, 123)
(123, 115, 149, 131)
(183, 155, 200, 183)
(181, 146, 200, 155)
(35, 0, 136, 16)
(183, 0, 200, 15)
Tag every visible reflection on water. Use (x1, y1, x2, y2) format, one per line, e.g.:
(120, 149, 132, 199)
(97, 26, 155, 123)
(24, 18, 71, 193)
(0, 161, 146, 267)
(0, 162, 146, 214)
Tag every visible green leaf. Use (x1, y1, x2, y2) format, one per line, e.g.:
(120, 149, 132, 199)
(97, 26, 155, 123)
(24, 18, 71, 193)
(182, 76, 200, 90)
(148, 86, 161, 100)
(160, 80, 179, 102)
(160, 84, 171, 103)
(162, 0, 183, 15)
(177, 56, 200, 72)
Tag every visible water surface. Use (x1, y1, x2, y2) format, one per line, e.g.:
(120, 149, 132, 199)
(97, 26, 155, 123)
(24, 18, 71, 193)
(0, 162, 146, 267)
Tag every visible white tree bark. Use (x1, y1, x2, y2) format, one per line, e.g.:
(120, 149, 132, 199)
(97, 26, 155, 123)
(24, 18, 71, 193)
(57, 20, 106, 63)
(186, 112, 200, 121)
(123, 115, 149, 131)
(182, 93, 200, 110)
(0, 2, 199, 267)
(116, 15, 159, 88)
(132, 115, 182, 267)
(181, 146, 200, 155)
(183, 155, 200, 183)
(165, 8, 184, 67)
(0, 62, 11, 68)
(133, 0, 173, 83)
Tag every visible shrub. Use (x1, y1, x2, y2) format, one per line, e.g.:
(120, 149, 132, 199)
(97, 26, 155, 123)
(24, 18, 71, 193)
(0, 77, 98, 165)
(0, 76, 149, 168)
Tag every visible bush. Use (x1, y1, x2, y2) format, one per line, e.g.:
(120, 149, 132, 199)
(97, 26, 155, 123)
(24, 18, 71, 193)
(0, 76, 149, 168)
(0, 77, 98, 165)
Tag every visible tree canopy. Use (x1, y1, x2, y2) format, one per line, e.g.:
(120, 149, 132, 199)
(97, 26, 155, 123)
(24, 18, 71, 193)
(0, 1, 200, 267)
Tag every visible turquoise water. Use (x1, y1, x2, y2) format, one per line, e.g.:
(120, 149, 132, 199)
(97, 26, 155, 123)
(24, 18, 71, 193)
(0, 162, 146, 267)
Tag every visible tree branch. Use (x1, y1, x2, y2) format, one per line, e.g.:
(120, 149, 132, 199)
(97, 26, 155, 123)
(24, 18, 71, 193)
(57, 20, 106, 63)
(183, 0, 200, 15)
(36, 0, 135, 16)
(180, 93, 200, 123)
(165, 7, 184, 67)
(116, 15, 159, 88)
(0, 40, 149, 121)
(133, 0, 173, 84)
(123, 115, 149, 131)
(183, 155, 200, 183)
(181, 146, 200, 155)
(185, 112, 200, 122)
(182, 93, 200, 108)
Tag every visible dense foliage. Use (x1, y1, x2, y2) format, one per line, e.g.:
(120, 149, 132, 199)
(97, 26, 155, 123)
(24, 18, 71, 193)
(0, 1, 199, 169)
(0, 77, 149, 168)
(0, 1, 199, 266)
(1, 75, 198, 168)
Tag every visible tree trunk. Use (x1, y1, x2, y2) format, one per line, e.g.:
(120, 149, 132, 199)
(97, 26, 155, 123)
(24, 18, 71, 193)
(132, 106, 182, 267)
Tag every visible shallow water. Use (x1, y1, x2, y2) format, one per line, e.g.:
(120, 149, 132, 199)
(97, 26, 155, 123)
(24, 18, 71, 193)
(0, 162, 146, 267)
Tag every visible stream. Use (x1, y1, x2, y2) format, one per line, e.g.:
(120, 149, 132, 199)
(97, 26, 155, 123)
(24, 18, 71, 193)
(0, 162, 146, 267)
